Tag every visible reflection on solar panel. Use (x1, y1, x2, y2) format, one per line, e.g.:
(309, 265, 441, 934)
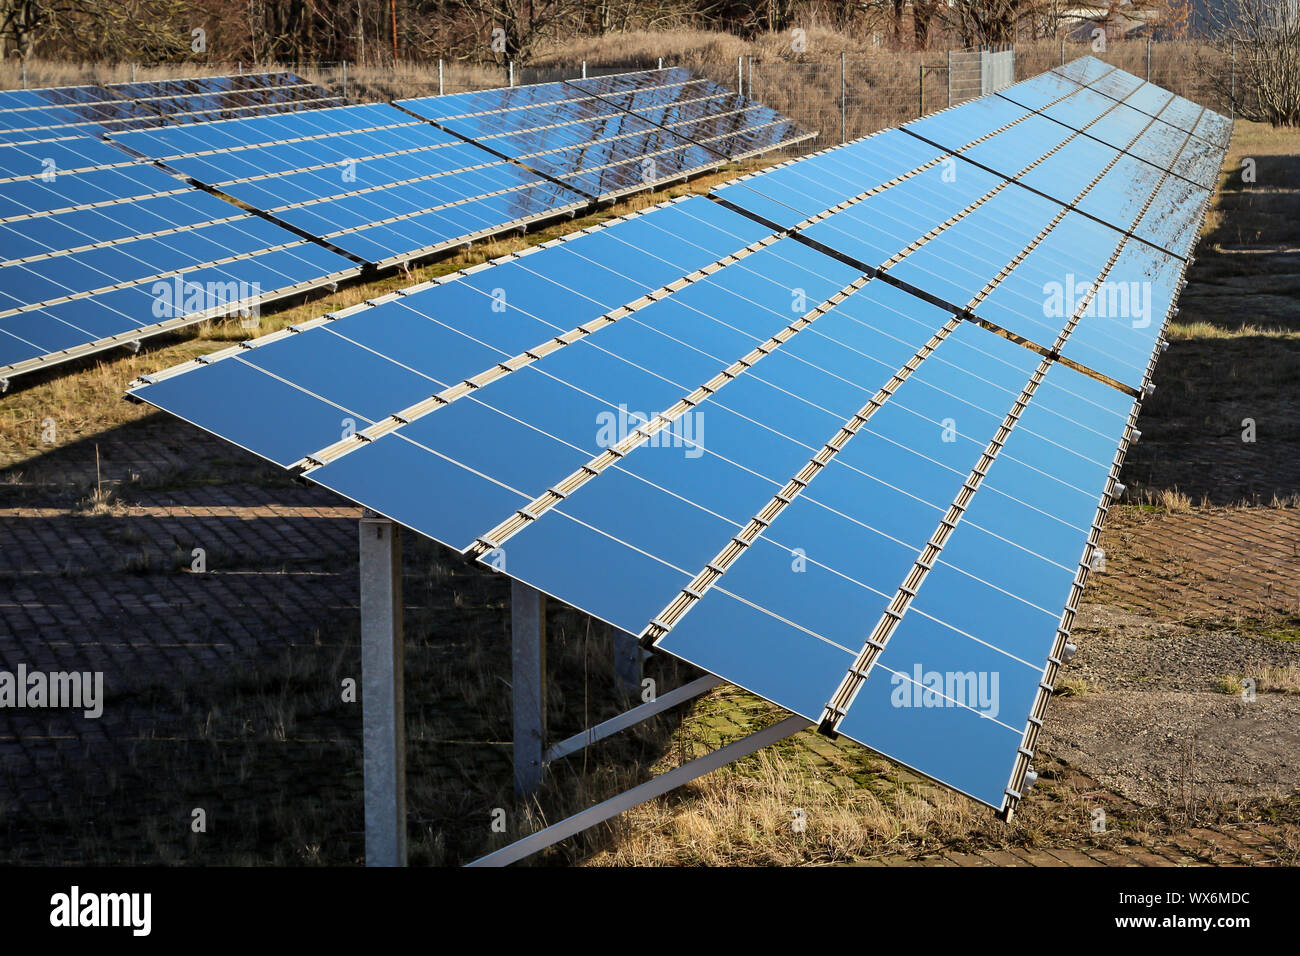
(397, 67, 814, 201)
(568, 67, 815, 161)
(127, 60, 1229, 816)
(110, 102, 589, 268)
(0, 135, 359, 384)
(0, 72, 342, 144)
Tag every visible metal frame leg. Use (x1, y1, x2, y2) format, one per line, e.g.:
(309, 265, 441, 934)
(360, 515, 406, 867)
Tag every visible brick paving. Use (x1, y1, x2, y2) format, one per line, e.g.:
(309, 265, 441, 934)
(1094, 506, 1300, 620)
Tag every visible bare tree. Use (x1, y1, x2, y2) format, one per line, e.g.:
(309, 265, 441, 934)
(1, 0, 191, 61)
(1207, 0, 1300, 125)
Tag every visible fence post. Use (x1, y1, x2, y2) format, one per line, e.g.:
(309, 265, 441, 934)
(342, 60, 348, 98)
(1061, 40, 1065, 66)
(737, 55, 743, 94)
(1230, 40, 1235, 119)
(508, 60, 514, 87)
(131, 62, 137, 83)
(947, 49, 952, 107)
(918, 63, 924, 118)
(581, 60, 587, 79)
(658, 57, 663, 70)
(747, 55, 752, 100)
(21, 60, 27, 89)
(438, 58, 443, 96)
(840, 52, 847, 145)
(1146, 39, 1151, 81)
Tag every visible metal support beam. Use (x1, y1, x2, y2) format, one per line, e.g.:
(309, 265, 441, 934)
(512, 580, 547, 796)
(469, 715, 810, 867)
(612, 628, 643, 696)
(545, 675, 721, 764)
(359, 515, 406, 867)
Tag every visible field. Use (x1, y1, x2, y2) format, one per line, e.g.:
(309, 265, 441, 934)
(1, 53, 1298, 866)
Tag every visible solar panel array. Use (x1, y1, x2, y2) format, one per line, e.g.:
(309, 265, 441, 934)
(127, 58, 1229, 813)
(0, 72, 341, 144)
(0, 133, 360, 381)
(2, 68, 807, 384)
(397, 67, 814, 201)
(110, 103, 589, 268)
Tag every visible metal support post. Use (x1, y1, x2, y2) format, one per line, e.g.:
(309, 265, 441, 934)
(840, 52, 847, 144)
(359, 515, 406, 867)
(512, 580, 546, 796)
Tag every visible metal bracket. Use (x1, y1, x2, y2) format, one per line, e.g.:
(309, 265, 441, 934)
(544, 675, 721, 764)
(467, 715, 810, 867)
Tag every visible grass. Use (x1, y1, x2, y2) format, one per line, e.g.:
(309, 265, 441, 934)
(1217, 666, 1300, 696)
(1055, 676, 1095, 698)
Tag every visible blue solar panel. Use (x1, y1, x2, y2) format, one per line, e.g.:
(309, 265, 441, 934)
(954, 111, 1078, 172)
(0, 135, 358, 382)
(566, 68, 813, 160)
(400, 85, 723, 201)
(1058, 240, 1185, 389)
(400, 69, 811, 201)
(797, 160, 1005, 271)
(124, 62, 1227, 816)
(0, 73, 341, 144)
(904, 95, 1033, 148)
(712, 129, 944, 228)
(112, 101, 589, 267)
(126, 196, 771, 464)
(995, 71, 1085, 111)
(1054, 56, 1114, 86)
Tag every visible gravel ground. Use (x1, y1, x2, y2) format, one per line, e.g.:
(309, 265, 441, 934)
(1041, 602, 1300, 806)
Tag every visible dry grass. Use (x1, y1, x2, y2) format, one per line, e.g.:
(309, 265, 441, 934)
(1219, 666, 1300, 696)
(584, 742, 984, 866)
(1055, 676, 1095, 697)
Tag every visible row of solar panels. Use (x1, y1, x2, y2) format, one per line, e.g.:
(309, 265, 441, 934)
(0, 67, 814, 386)
(129, 58, 1230, 813)
(0, 72, 345, 143)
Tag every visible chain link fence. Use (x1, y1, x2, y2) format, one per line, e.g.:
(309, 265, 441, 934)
(0, 40, 1241, 152)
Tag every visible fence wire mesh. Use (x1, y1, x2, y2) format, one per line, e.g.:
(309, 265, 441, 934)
(0, 39, 1240, 152)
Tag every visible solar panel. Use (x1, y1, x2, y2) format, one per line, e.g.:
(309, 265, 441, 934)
(0, 72, 342, 144)
(397, 68, 813, 202)
(110, 102, 589, 268)
(398, 81, 724, 201)
(97, 72, 344, 126)
(0, 136, 359, 384)
(125, 61, 1229, 816)
(566, 67, 814, 161)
